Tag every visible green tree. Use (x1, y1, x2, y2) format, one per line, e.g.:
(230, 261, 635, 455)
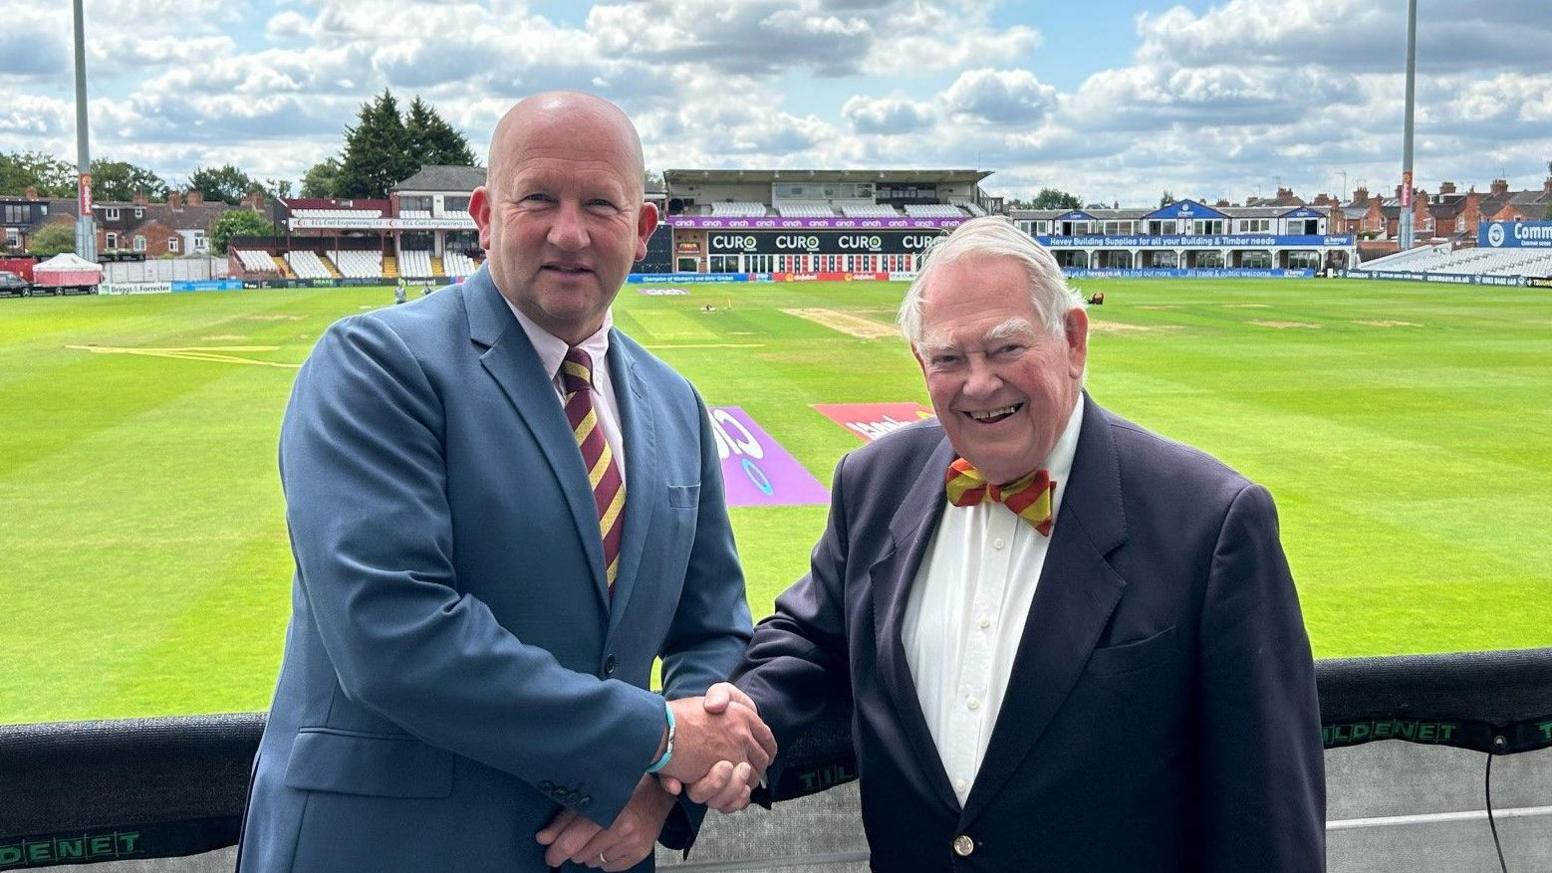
(28, 222, 76, 256)
(0, 151, 75, 197)
(208, 209, 277, 255)
(262, 178, 294, 200)
(404, 96, 476, 169)
(188, 164, 260, 204)
(337, 90, 416, 199)
(300, 157, 343, 198)
(91, 159, 168, 202)
(1030, 187, 1082, 210)
(1160, 190, 1175, 207)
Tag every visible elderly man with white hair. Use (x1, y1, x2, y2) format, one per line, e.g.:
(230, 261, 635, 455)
(683, 216, 1325, 871)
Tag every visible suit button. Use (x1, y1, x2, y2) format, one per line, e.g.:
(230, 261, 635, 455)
(604, 654, 618, 675)
(953, 835, 975, 857)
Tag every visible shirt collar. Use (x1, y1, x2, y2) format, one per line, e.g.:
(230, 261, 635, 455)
(1046, 392, 1085, 504)
(504, 298, 613, 383)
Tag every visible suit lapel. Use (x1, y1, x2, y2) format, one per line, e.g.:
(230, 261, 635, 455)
(603, 332, 658, 630)
(960, 395, 1128, 826)
(869, 436, 962, 811)
(464, 266, 609, 610)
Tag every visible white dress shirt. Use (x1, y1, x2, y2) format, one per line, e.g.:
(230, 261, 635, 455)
(901, 394, 1085, 805)
(504, 300, 626, 479)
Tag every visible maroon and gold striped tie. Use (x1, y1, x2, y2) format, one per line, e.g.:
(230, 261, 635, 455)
(945, 457, 1055, 536)
(560, 348, 625, 589)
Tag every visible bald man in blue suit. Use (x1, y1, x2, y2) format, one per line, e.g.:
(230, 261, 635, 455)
(236, 92, 773, 873)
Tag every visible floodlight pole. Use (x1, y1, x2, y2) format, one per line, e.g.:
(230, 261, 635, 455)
(71, 0, 97, 261)
(1397, 0, 1417, 250)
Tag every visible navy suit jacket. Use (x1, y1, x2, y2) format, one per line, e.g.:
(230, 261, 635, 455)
(735, 397, 1325, 872)
(236, 266, 751, 873)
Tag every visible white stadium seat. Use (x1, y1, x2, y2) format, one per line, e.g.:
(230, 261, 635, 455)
(329, 250, 383, 280)
(1356, 244, 1551, 278)
(835, 200, 899, 218)
(443, 252, 478, 278)
(708, 201, 768, 217)
(234, 249, 277, 274)
(399, 250, 434, 279)
(773, 201, 835, 218)
(904, 204, 966, 218)
(289, 208, 383, 219)
(285, 251, 333, 280)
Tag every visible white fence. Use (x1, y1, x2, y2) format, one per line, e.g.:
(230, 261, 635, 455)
(102, 259, 229, 284)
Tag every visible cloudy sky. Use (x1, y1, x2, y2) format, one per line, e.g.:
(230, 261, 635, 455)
(5, 0, 1551, 206)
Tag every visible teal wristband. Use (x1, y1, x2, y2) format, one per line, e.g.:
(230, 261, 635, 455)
(646, 700, 675, 774)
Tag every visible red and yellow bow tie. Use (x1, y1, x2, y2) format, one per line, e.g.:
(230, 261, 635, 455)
(945, 458, 1056, 536)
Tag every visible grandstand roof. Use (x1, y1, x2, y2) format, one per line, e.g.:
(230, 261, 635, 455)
(663, 168, 993, 185)
(392, 165, 487, 193)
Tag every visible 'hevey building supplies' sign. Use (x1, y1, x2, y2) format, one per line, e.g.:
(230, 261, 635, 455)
(708, 407, 830, 506)
(813, 403, 933, 442)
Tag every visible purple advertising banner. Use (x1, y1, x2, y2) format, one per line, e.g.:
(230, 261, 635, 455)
(668, 215, 964, 230)
(708, 406, 830, 507)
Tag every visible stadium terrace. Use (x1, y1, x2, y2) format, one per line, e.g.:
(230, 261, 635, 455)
(196, 165, 1552, 287)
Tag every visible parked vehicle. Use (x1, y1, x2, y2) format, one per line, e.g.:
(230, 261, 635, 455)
(0, 270, 32, 297)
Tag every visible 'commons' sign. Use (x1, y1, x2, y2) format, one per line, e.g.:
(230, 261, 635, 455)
(1480, 220, 1552, 248)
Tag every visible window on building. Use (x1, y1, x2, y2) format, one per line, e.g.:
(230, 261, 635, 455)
(1102, 221, 1135, 236)
(1456, 215, 1466, 233)
(1239, 219, 1271, 234)
(133, 235, 146, 252)
(193, 233, 208, 251)
(134, 208, 144, 219)
(5, 228, 18, 247)
(168, 236, 180, 253)
(105, 208, 120, 221)
(105, 232, 118, 249)
(443, 196, 469, 212)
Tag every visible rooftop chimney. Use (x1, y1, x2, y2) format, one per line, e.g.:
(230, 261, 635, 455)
(1353, 186, 1369, 203)
(1439, 181, 1457, 195)
(187, 190, 204, 207)
(1490, 178, 1509, 196)
(132, 191, 148, 206)
(24, 186, 38, 200)
(168, 191, 183, 210)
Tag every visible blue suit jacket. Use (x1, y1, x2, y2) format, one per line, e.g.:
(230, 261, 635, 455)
(735, 397, 1325, 872)
(237, 266, 751, 872)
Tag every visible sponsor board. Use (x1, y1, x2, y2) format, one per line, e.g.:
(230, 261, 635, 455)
(1528, 277, 1552, 288)
(772, 271, 891, 282)
(1480, 220, 1552, 249)
(628, 272, 754, 284)
(98, 282, 172, 295)
(289, 216, 477, 231)
(1342, 270, 1529, 287)
(1040, 234, 1352, 249)
(813, 403, 933, 442)
(171, 279, 245, 292)
(708, 407, 829, 506)
(637, 286, 689, 295)
(1064, 268, 1314, 279)
(669, 216, 962, 230)
(705, 231, 946, 255)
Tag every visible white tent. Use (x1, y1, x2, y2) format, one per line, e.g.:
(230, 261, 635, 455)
(33, 252, 103, 287)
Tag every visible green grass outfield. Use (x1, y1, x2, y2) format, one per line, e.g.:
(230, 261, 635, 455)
(2, 277, 1549, 724)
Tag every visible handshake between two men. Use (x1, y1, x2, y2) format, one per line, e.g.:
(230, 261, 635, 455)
(537, 683, 774, 870)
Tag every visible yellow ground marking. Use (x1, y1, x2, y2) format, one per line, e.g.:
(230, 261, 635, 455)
(67, 344, 300, 369)
(202, 334, 247, 341)
(246, 314, 304, 321)
(1088, 322, 1182, 333)
(1134, 305, 1180, 310)
(1222, 303, 1272, 308)
(781, 308, 899, 339)
(1248, 320, 1323, 329)
(1353, 320, 1422, 328)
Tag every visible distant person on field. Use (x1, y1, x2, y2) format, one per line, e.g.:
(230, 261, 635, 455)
(237, 91, 773, 873)
(675, 217, 1325, 871)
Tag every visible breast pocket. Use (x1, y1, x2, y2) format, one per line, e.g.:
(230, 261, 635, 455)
(1084, 626, 1178, 676)
(667, 483, 700, 510)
